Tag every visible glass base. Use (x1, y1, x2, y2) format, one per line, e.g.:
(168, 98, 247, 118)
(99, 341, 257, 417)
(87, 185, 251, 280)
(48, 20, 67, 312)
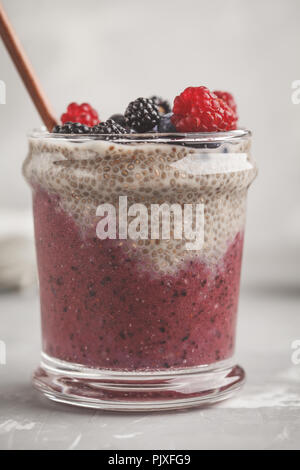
(33, 353, 245, 412)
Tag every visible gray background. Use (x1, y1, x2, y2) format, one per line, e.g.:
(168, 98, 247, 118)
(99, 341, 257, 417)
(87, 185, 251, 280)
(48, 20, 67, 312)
(0, 0, 300, 286)
(0, 0, 300, 451)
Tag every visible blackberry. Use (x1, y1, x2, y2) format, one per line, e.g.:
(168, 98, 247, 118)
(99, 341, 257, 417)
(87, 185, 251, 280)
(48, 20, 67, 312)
(108, 114, 128, 129)
(52, 122, 91, 134)
(150, 96, 171, 115)
(90, 119, 127, 136)
(125, 97, 159, 132)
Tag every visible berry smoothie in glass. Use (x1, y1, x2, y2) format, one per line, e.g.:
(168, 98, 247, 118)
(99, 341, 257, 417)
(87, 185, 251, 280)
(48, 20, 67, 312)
(23, 87, 257, 410)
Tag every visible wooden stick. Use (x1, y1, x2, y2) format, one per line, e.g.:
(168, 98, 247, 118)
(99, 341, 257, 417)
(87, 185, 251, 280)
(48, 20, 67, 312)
(0, 2, 58, 131)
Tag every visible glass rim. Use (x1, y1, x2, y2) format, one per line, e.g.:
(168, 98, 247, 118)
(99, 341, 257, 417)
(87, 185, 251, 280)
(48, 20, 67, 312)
(28, 127, 251, 144)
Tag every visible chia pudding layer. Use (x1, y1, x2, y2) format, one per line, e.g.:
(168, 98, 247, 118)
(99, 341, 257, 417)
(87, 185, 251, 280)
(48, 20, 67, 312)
(24, 132, 257, 371)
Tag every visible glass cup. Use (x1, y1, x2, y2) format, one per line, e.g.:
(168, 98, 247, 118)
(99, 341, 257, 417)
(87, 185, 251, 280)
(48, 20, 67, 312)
(23, 129, 257, 411)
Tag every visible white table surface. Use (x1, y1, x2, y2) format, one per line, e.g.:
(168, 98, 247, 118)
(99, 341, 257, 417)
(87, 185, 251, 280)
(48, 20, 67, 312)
(0, 285, 300, 450)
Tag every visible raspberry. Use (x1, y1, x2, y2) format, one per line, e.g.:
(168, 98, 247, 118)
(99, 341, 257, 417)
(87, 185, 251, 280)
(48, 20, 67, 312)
(213, 90, 237, 115)
(125, 98, 159, 132)
(61, 102, 100, 126)
(171, 86, 237, 132)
